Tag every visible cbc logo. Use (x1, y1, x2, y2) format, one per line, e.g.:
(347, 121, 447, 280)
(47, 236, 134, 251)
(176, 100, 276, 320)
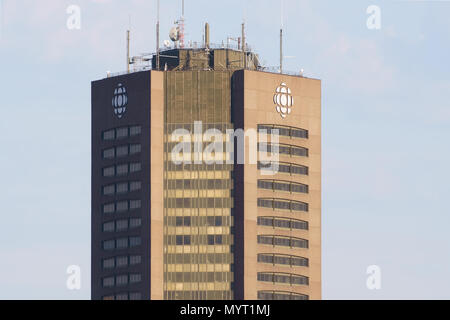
(273, 82, 294, 119)
(112, 83, 128, 119)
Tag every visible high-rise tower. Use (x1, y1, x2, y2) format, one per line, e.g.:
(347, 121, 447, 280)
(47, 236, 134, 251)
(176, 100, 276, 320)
(91, 25, 321, 301)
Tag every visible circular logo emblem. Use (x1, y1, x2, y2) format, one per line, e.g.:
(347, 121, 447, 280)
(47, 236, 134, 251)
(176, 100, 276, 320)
(273, 82, 294, 119)
(112, 83, 128, 119)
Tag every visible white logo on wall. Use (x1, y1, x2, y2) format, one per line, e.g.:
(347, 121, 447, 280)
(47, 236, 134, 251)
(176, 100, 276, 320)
(273, 82, 294, 119)
(112, 83, 128, 119)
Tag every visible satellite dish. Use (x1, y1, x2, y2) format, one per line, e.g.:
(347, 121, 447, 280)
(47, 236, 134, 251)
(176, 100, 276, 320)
(169, 26, 179, 42)
(164, 40, 171, 48)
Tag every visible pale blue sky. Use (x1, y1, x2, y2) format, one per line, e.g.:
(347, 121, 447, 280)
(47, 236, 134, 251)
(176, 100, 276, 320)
(0, 0, 449, 299)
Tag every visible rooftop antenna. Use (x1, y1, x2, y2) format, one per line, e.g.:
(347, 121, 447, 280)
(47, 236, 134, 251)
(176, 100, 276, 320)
(205, 22, 210, 49)
(156, 0, 160, 70)
(242, 22, 247, 69)
(127, 29, 130, 73)
(126, 15, 132, 73)
(242, 0, 247, 69)
(179, 0, 185, 48)
(280, 0, 283, 74)
(280, 29, 283, 74)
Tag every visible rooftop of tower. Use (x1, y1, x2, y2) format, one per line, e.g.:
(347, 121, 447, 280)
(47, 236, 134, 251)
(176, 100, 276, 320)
(105, 23, 306, 79)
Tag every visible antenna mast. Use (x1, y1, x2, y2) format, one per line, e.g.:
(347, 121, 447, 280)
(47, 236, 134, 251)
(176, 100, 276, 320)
(242, 22, 246, 69)
(179, 0, 185, 48)
(156, 0, 160, 70)
(280, 0, 283, 74)
(205, 23, 210, 49)
(280, 29, 283, 74)
(127, 30, 130, 73)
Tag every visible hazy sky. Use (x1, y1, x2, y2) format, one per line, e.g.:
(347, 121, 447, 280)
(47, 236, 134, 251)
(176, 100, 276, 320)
(1, 0, 449, 300)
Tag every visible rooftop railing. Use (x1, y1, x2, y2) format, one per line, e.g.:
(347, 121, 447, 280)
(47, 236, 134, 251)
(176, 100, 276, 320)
(105, 64, 303, 79)
(257, 66, 304, 77)
(107, 65, 152, 78)
(157, 42, 253, 52)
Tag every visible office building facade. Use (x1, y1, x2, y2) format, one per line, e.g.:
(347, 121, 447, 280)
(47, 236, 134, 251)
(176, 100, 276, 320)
(91, 45, 321, 300)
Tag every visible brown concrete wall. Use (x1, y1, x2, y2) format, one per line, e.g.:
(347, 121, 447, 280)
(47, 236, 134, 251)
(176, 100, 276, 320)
(239, 70, 321, 300)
